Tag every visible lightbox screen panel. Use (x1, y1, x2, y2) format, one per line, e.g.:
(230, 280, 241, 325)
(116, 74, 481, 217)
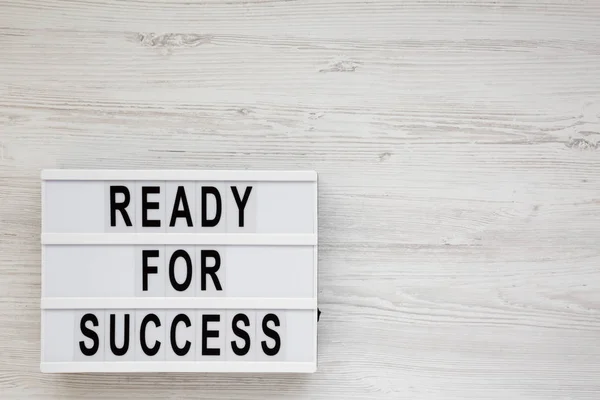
(41, 170, 317, 373)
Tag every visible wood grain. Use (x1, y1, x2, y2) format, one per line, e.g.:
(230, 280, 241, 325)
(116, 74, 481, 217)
(1, 0, 600, 398)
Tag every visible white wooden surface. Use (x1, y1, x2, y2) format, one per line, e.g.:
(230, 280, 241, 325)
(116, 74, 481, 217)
(1, 0, 600, 398)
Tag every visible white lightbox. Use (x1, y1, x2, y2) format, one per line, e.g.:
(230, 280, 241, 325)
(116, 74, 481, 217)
(41, 170, 318, 373)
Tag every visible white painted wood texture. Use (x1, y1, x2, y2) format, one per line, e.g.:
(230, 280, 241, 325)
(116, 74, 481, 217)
(1, 0, 600, 398)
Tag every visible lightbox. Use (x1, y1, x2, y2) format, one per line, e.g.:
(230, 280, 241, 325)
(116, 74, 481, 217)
(40, 170, 318, 373)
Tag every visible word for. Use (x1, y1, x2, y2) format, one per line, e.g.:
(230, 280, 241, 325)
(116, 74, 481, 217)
(80, 312, 281, 358)
(142, 248, 222, 292)
(109, 184, 253, 228)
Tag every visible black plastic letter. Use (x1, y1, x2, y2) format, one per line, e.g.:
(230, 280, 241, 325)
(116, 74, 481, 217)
(109, 186, 132, 227)
(169, 186, 193, 227)
(200, 250, 222, 291)
(202, 314, 221, 356)
(140, 313, 161, 356)
(141, 186, 161, 227)
(261, 313, 281, 356)
(231, 186, 252, 227)
(231, 313, 251, 356)
(79, 313, 99, 356)
(142, 249, 159, 291)
(109, 314, 131, 356)
(170, 314, 191, 356)
(201, 186, 221, 227)
(169, 250, 193, 291)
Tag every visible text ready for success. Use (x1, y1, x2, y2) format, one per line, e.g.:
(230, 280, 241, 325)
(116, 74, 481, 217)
(40, 170, 318, 373)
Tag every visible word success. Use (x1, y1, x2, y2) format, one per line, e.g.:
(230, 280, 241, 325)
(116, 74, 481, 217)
(79, 312, 282, 358)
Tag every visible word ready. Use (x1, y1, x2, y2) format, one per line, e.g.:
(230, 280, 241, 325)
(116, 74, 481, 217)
(41, 170, 318, 373)
(109, 184, 253, 229)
